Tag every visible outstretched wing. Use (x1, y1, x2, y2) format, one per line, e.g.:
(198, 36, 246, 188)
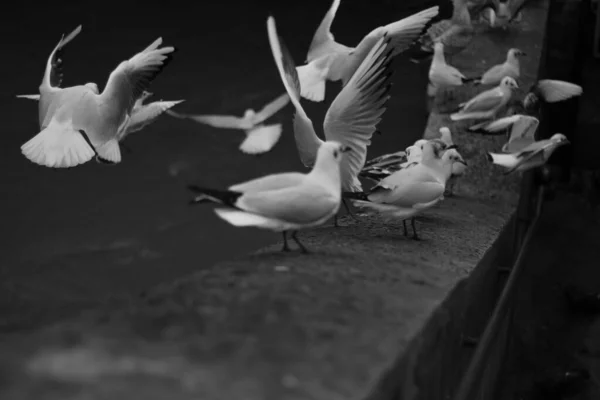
(306, 0, 344, 62)
(324, 35, 394, 191)
(533, 79, 583, 103)
(462, 88, 505, 112)
(254, 93, 290, 124)
(99, 38, 175, 116)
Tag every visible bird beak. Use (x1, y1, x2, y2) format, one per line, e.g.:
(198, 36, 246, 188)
(519, 51, 527, 56)
(341, 146, 352, 153)
(459, 159, 468, 166)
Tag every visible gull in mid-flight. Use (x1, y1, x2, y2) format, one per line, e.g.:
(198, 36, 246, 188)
(428, 42, 475, 97)
(472, 0, 528, 30)
(347, 141, 459, 239)
(21, 25, 175, 168)
(414, 0, 473, 63)
(522, 79, 583, 114)
(17, 90, 185, 154)
(167, 93, 290, 155)
(469, 114, 539, 153)
(187, 141, 351, 253)
(268, 16, 394, 226)
(296, 0, 439, 101)
(473, 48, 526, 86)
(450, 76, 518, 121)
(487, 133, 570, 174)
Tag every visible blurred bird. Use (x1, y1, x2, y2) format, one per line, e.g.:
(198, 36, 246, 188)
(268, 16, 394, 226)
(167, 93, 289, 155)
(522, 79, 583, 114)
(414, 0, 474, 63)
(487, 133, 570, 174)
(428, 42, 475, 97)
(471, 0, 529, 30)
(473, 48, 526, 86)
(451, 76, 519, 121)
(187, 141, 351, 253)
(21, 25, 175, 168)
(297, 0, 439, 102)
(469, 114, 539, 152)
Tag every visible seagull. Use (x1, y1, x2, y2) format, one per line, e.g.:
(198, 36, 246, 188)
(187, 141, 351, 253)
(117, 91, 184, 145)
(430, 126, 457, 151)
(469, 114, 539, 152)
(522, 79, 583, 114)
(442, 147, 468, 196)
(167, 93, 290, 155)
(487, 133, 570, 174)
(17, 90, 184, 154)
(428, 42, 475, 97)
(296, 0, 439, 102)
(346, 141, 457, 239)
(473, 48, 526, 86)
(450, 76, 518, 121)
(268, 16, 394, 226)
(21, 25, 175, 168)
(472, 0, 528, 30)
(415, 0, 474, 63)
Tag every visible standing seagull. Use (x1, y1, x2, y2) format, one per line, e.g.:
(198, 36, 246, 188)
(21, 26, 175, 168)
(347, 142, 459, 239)
(428, 42, 474, 97)
(451, 76, 519, 121)
(187, 141, 351, 253)
(268, 16, 394, 226)
(296, 0, 439, 102)
(167, 93, 290, 155)
(473, 48, 526, 86)
(488, 133, 570, 174)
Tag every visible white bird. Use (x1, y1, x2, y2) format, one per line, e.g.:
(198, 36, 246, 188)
(430, 126, 457, 151)
(116, 91, 184, 143)
(347, 141, 457, 239)
(469, 114, 539, 152)
(268, 15, 393, 226)
(415, 0, 474, 63)
(442, 147, 468, 196)
(187, 141, 351, 253)
(451, 76, 519, 121)
(21, 25, 175, 168)
(428, 42, 474, 97)
(487, 133, 570, 174)
(297, 0, 439, 102)
(522, 79, 583, 113)
(473, 48, 526, 86)
(17, 90, 184, 154)
(167, 93, 290, 155)
(473, 0, 528, 30)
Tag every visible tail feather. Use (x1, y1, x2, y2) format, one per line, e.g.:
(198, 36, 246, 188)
(187, 185, 243, 207)
(296, 63, 326, 102)
(462, 77, 479, 84)
(95, 139, 122, 165)
(342, 191, 369, 201)
(21, 119, 96, 168)
(213, 208, 281, 229)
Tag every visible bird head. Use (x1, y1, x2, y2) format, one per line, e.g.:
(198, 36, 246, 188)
(501, 76, 519, 90)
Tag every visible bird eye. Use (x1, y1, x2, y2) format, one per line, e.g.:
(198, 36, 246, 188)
(333, 150, 339, 158)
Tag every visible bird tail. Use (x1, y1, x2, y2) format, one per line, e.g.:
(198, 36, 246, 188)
(463, 76, 480, 84)
(487, 152, 517, 169)
(213, 208, 279, 229)
(187, 185, 242, 207)
(16, 94, 41, 100)
(296, 63, 326, 102)
(95, 139, 122, 165)
(450, 111, 491, 121)
(358, 168, 392, 182)
(21, 119, 96, 168)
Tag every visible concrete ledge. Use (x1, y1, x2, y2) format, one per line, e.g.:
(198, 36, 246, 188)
(0, 2, 551, 400)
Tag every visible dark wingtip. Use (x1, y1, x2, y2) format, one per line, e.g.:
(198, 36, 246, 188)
(485, 153, 493, 162)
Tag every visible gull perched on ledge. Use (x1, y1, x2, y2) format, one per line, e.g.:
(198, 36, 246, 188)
(268, 15, 394, 226)
(20, 25, 176, 168)
(473, 48, 526, 86)
(187, 141, 351, 253)
(167, 93, 290, 155)
(296, 0, 439, 102)
(428, 42, 475, 97)
(451, 76, 519, 121)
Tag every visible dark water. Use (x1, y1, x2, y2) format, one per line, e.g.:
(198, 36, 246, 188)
(0, 0, 440, 318)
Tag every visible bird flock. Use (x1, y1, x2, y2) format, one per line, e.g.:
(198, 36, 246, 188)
(17, 0, 583, 253)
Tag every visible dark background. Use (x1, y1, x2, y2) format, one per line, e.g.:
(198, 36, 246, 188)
(0, 0, 445, 324)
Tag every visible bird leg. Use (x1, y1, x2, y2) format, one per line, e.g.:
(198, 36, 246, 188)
(281, 231, 291, 252)
(403, 220, 408, 237)
(291, 231, 309, 254)
(411, 218, 421, 240)
(445, 180, 455, 197)
(342, 198, 359, 221)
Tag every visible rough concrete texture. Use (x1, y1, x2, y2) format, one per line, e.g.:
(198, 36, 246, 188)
(424, 0, 548, 200)
(0, 2, 553, 400)
(0, 197, 513, 400)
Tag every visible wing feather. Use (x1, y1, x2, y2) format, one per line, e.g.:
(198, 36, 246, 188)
(306, 0, 343, 62)
(254, 93, 290, 124)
